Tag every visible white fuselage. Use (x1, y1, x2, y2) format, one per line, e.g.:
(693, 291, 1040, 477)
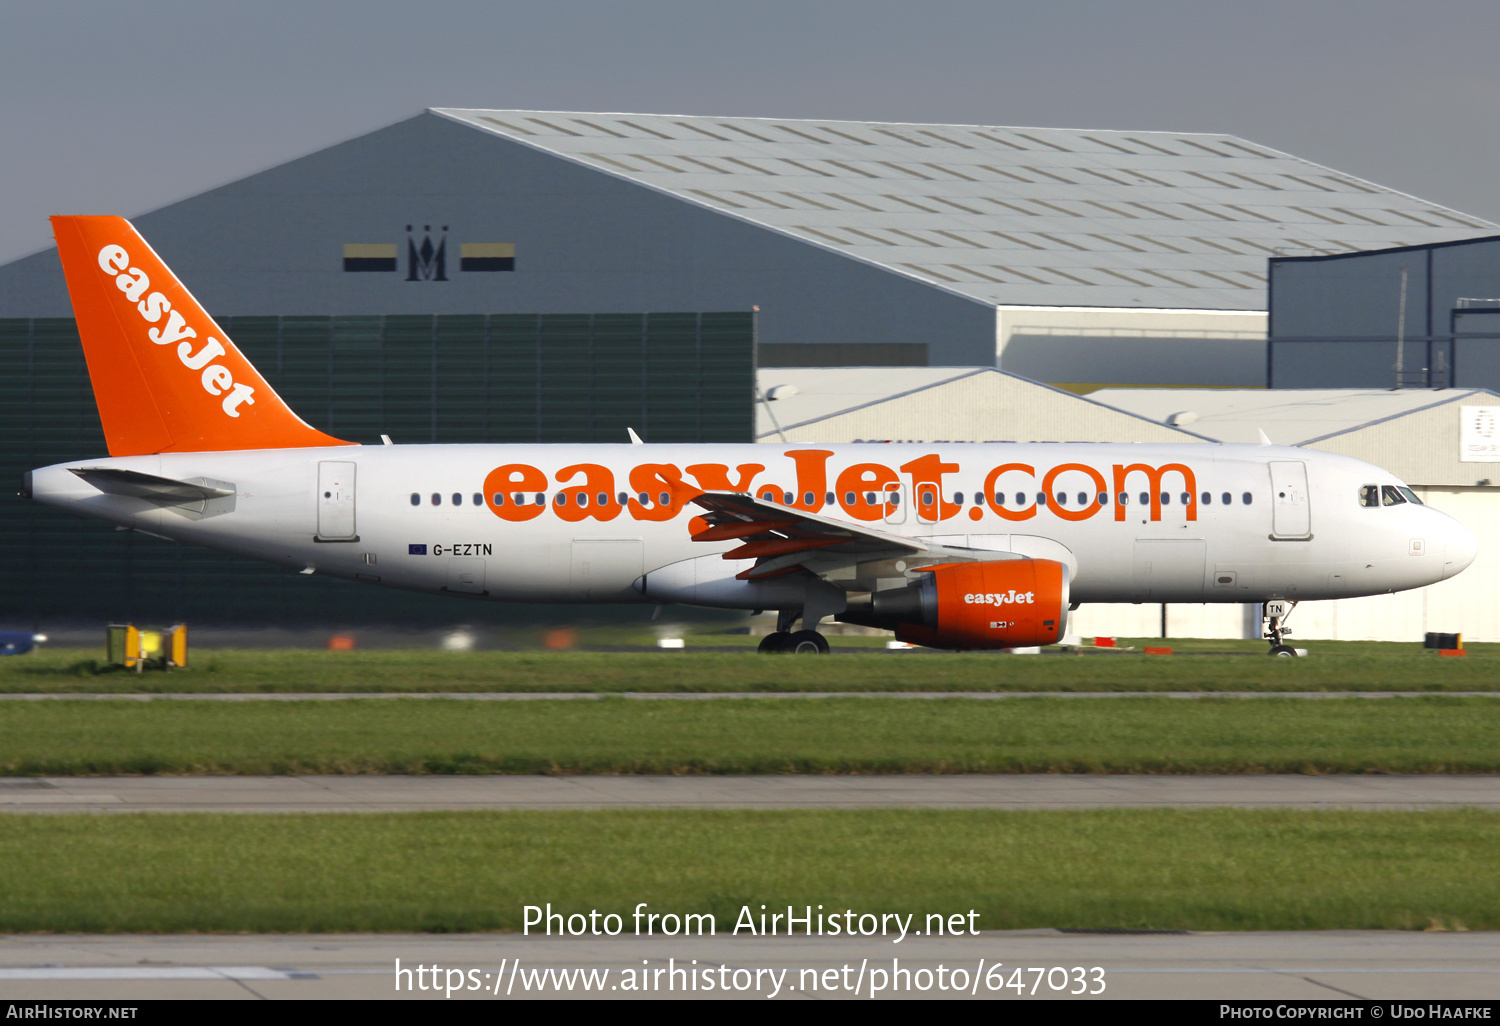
(27, 442, 1476, 610)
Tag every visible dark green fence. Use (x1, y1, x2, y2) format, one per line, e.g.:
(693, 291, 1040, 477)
(0, 312, 753, 624)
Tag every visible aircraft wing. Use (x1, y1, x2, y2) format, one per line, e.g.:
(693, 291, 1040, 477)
(689, 490, 1007, 581)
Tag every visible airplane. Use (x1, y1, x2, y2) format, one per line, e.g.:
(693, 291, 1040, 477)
(23, 216, 1478, 655)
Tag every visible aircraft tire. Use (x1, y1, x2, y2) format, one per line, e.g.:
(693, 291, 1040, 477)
(758, 632, 791, 654)
(1269, 644, 1299, 657)
(787, 630, 831, 655)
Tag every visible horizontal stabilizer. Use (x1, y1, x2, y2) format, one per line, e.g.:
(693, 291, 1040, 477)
(70, 467, 235, 508)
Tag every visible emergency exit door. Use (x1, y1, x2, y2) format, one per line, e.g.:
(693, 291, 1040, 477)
(316, 461, 357, 541)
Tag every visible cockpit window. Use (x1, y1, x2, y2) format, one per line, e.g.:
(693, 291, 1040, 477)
(1359, 484, 1379, 508)
(1381, 485, 1407, 506)
(1398, 487, 1423, 505)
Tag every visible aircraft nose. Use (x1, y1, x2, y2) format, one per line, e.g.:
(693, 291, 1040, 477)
(1442, 516, 1478, 580)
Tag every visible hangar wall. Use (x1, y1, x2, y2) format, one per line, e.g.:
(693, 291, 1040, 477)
(0, 311, 752, 624)
(1270, 236, 1500, 391)
(0, 112, 997, 367)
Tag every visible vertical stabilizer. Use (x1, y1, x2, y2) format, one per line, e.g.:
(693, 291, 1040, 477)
(51, 215, 353, 455)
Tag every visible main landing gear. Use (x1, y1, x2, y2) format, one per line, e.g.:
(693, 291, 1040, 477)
(758, 609, 831, 654)
(1262, 600, 1301, 657)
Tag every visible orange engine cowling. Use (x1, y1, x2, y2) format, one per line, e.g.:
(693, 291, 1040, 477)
(889, 559, 1070, 650)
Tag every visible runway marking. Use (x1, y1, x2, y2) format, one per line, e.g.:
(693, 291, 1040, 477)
(0, 966, 310, 980)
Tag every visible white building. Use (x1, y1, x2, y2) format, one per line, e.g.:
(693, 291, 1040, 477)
(757, 369, 1500, 642)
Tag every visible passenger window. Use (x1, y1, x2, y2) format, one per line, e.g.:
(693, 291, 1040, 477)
(1221, 492, 1231, 505)
(1201, 492, 1211, 506)
(1097, 492, 1108, 506)
(1160, 492, 1170, 506)
(618, 492, 629, 505)
(952, 492, 964, 505)
(887, 491, 900, 506)
(1181, 492, 1191, 505)
(1015, 492, 1026, 505)
(598, 492, 609, 506)
(659, 492, 671, 506)
(472, 493, 482, 506)
(1139, 492, 1149, 506)
(1382, 485, 1407, 506)
(1078, 492, 1089, 506)
(555, 493, 567, 506)
(1359, 484, 1380, 508)
(1119, 493, 1129, 505)
(783, 492, 794, 504)
(865, 492, 877, 505)
(1037, 492, 1047, 506)
(492, 492, 504, 506)
(430, 493, 441, 506)
(1055, 493, 1067, 506)
(534, 493, 545, 506)
(804, 491, 815, 505)
(825, 492, 836, 505)
(1398, 487, 1423, 505)
(994, 492, 1006, 505)
(1242, 492, 1253, 505)
(410, 493, 420, 506)
(760, 489, 776, 502)
(452, 493, 462, 506)
(921, 490, 935, 505)
(844, 491, 856, 505)
(576, 493, 589, 508)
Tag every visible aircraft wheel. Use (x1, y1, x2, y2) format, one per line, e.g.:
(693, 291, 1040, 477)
(786, 630, 830, 654)
(758, 632, 791, 654)
(1269, 644, 1299, 658)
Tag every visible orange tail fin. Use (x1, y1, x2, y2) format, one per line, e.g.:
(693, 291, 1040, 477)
(51, 215, 353, 456)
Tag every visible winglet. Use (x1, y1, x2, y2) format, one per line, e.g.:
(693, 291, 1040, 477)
(51, 216, 353, 456)
(627, 427, 644, 445)
(1257, 428, 1272, 446)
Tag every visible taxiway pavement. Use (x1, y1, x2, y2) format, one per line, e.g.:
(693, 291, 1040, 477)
(0, 774, 1496, 813)
(0, 930, 1496, 1000)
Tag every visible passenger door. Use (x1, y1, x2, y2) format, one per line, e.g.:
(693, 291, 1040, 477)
(1269, 461, 1311, 539)
(316, 461, 357, 541)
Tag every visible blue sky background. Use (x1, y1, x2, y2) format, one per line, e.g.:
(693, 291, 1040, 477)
(4, 0, 1498, 264)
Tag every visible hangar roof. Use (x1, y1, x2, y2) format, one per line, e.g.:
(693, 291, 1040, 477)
(437, 108, 1496, 312)
(1091, 386, 1500, 485)
(754, 366, 1206, 444)
(1089, 387, 1496, 445)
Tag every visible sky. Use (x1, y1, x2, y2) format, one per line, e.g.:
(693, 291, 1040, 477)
(4, 0, 1500, 265)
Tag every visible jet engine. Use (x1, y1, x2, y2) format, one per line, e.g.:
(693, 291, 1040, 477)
(844, 558, 1070, 650)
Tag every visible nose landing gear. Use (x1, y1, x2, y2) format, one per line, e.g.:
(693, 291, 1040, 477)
(1262, 600, 1302, 657)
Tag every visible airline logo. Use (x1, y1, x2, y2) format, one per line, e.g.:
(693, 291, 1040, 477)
(964, 590, 1035, 605)
(95, 244, 257, 418)
(479, 453, 1199, 525)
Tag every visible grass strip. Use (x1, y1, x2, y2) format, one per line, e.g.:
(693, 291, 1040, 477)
(0, 809, 1493, 933)
(1, 696, 1497, 774)
(5, 645, 1500, 694)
